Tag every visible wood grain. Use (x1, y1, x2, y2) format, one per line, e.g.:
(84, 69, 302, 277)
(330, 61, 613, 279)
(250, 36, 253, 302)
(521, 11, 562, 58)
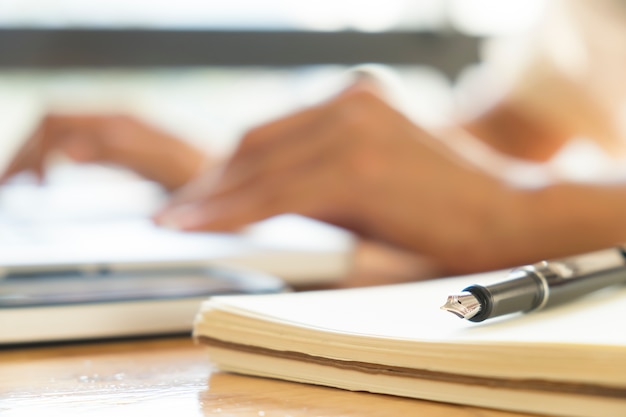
(0, 337, 536, 417)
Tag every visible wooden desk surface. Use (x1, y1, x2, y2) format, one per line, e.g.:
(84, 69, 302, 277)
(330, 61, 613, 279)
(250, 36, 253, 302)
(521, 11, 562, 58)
(0, 243, 535, 416)
(1, 337, 536, 417)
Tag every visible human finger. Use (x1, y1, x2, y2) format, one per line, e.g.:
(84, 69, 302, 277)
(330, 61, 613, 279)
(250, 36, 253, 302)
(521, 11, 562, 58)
(0, 114, 116, 184)
(159, 104, 328, 213)
(0, 120, 49, 183)
(157, 154, 344, 232)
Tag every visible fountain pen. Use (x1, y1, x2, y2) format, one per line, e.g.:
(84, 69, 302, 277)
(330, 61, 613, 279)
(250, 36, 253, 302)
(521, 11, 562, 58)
(441, 245, 626, 322)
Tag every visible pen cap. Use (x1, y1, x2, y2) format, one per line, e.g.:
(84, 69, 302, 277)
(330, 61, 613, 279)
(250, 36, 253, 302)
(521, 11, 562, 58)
(536, 248, 626, 307)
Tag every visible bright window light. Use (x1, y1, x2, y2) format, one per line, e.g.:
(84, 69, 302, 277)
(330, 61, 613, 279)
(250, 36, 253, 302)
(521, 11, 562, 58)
(448, 0, 545, 36)
(0, 0, 442, 31)
(282, 0, 411, 32)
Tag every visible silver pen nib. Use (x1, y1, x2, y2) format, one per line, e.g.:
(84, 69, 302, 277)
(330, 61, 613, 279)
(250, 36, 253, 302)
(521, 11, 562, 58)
(441, 291, 482, 320)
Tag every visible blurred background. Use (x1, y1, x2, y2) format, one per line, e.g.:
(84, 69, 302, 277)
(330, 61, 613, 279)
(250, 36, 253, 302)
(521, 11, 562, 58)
(0, 0, 546, 184)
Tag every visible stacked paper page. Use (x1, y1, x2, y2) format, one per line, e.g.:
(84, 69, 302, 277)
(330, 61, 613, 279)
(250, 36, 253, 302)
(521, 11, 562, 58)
(194, 271, 626, 417)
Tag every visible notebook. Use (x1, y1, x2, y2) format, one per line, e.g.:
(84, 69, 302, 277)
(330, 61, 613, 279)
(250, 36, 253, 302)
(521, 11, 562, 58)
(0, 180, 354, 344)
(193, 270, 626, 417)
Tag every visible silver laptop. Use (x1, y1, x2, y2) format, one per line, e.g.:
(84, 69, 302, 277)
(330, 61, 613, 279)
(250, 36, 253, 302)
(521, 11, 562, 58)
(0, 179, 354, 344)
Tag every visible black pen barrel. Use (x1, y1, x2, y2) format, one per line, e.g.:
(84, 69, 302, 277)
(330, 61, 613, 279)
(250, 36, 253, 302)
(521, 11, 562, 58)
(464, 271, 542, 322)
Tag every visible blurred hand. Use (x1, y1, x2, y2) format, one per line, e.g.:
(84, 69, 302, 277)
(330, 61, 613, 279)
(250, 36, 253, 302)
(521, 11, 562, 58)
(155, 85, 517, 273)
(0, 114, 209, 190)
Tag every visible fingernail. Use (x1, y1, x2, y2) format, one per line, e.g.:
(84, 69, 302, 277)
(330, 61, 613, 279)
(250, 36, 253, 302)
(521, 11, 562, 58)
(155, 204, 210, 231)
(156, 214, 183, 231)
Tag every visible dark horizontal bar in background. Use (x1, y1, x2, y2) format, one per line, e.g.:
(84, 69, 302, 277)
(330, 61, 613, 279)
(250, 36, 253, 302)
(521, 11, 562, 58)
(0, 29, 480, 77)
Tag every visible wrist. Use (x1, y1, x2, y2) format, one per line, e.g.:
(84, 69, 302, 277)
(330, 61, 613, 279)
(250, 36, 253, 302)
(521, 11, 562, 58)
(433, 175, 530, 274)
(504, 183, 626, 264)
(465, 181, 626, 275)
